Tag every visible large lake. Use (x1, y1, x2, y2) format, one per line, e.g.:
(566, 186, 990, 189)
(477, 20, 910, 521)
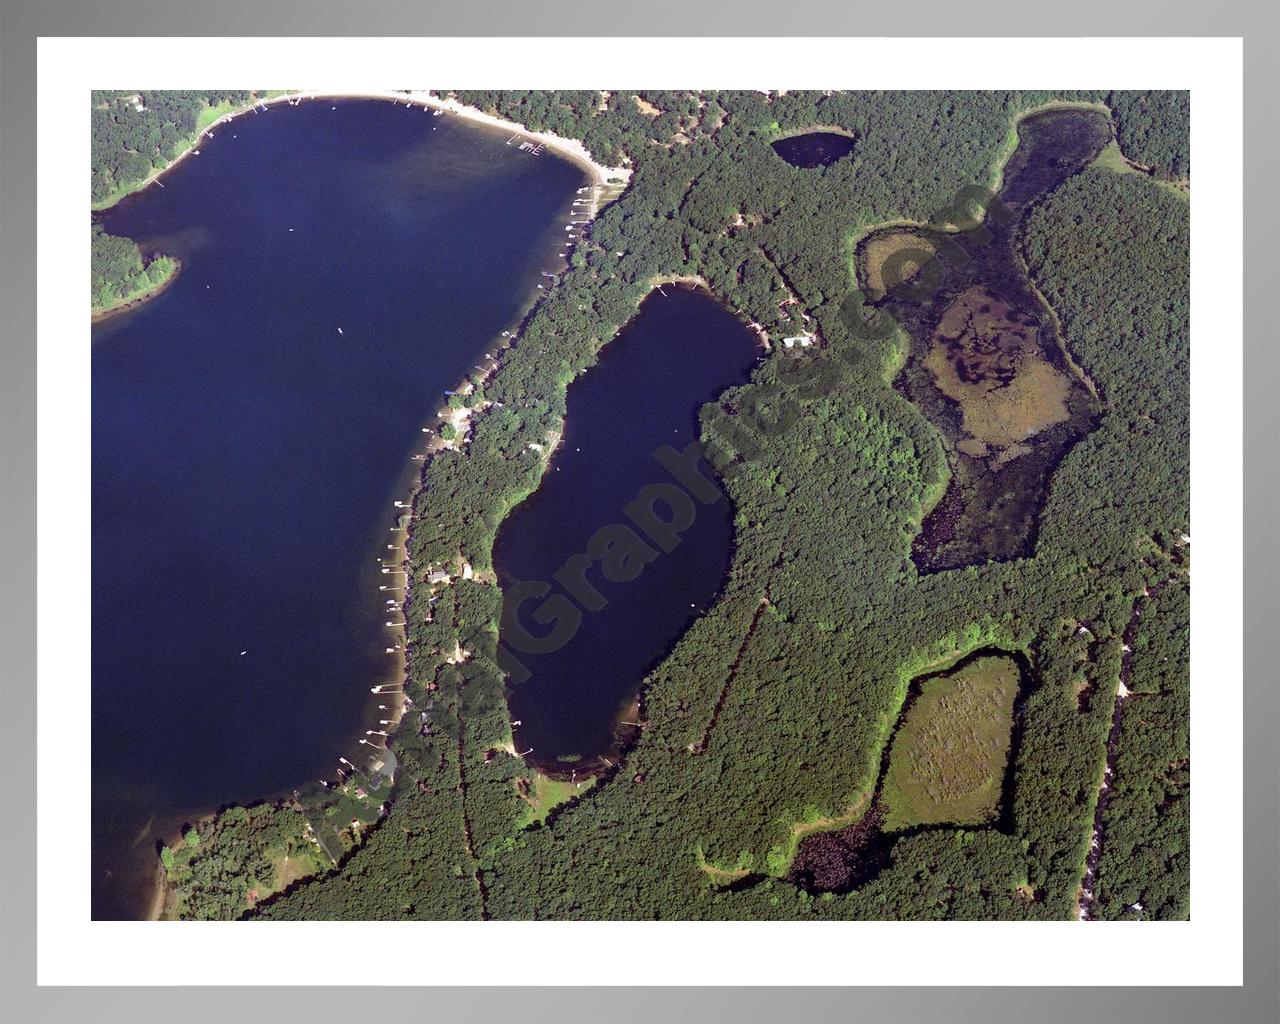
(91, 99, 585, 918)
(495, 285, 760, 772)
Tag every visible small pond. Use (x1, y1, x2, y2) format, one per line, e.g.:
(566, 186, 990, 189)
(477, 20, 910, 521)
(771, 130, 856, 168)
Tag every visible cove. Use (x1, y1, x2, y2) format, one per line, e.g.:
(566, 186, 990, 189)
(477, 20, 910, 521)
(91, 98, 585, 918)
(770, 130, 856, 168)
(858, 108, 1111, 571)
(494, 285, 760, 773)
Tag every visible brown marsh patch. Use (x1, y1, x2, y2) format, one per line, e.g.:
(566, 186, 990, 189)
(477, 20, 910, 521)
(924, 285, 1072, 452)
(633, 95, 662, 117)
(863, 231, 936, 295)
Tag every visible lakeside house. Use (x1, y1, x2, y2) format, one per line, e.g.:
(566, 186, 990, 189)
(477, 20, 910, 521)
(366, 749, 397, 790)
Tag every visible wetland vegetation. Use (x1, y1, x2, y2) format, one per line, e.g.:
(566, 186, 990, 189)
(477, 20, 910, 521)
(880, 654, 1022, 831)
(858, 107, 1113, 572)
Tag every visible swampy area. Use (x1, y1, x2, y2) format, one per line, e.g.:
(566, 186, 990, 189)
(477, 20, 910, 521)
(857, 107, 1113, 571)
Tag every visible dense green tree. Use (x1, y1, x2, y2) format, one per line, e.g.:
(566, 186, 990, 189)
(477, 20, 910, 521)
(91, 90, 266, 315)
(91, 224, 175, 312)
(1091, 580, 1190, 920)
(1108, 90, 1190, 179)
(91, 89, 254, 204)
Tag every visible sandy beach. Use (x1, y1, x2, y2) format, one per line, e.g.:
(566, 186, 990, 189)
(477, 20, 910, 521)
(403, 91, 633, 197)
(356, 89, 631, 784)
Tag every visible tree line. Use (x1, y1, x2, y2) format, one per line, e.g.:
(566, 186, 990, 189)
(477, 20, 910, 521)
(91, 90, 254, 205)
(90, 90, 261, 319)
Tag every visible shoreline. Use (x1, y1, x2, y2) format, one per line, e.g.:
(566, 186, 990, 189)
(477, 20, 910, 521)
(405, 91, 632, 193)
(144, 854, 171, 921)
(647, 274, 773, 351)
(91, 256, 181, 323)
(97, 89, 632, 214)
(91, 88, 632, 321)
(91, 92, 286, 212)
(503, 276, 769, 781)
(351, 110, 626, 808)
(106, 94, 630, 917)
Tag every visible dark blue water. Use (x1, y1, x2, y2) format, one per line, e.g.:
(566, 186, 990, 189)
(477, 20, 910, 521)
(92, 99, 584, 917)
(495, 286, 760, 771)
(771, 131, 856, 168)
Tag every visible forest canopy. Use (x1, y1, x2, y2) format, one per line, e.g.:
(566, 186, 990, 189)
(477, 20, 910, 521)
(90, 90, 269, 316)
(91, 90, 254, 204)
(1108, 90, 1190, 180)
(90, 224, 176, 314)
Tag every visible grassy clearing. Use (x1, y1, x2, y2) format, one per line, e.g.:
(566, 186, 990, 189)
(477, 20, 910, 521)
(1092, 139, 1189, 201)
(238, 842, 328, 911)
(1092, 139, 1141, 177)
(514, 772, 594, 829)
(273, 847, 326, 891)
(195, 97, 244, 133)
(881, 655, 1019, 831)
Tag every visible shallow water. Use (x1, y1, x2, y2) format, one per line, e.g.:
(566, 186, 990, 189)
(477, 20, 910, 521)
(494, 286, 760, 772)
(91, 99, 585, 917)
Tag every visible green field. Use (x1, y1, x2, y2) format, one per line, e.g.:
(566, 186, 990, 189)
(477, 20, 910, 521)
(880, 655, 1020, 831)
(514, 772, 595, 829)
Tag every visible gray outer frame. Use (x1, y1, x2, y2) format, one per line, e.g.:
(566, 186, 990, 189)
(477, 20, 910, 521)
(1, 1, 1275, 1021)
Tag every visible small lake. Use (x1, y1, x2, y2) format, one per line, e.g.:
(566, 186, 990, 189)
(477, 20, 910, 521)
(494, 285, 760, 773)
(91, 98, 585, 917)
(858, 108, 1111, 571)
(771, 131, 856, 168)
